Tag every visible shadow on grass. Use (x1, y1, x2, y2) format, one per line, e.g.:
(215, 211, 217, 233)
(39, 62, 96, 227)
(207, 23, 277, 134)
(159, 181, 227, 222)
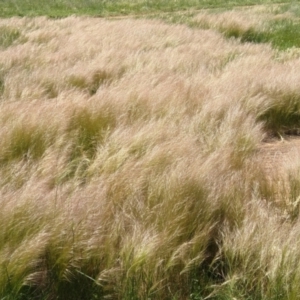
(257, 92, 300, 137)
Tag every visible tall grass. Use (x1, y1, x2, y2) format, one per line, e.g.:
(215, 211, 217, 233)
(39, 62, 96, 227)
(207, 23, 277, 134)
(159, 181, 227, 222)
(0, 26, 21, 48)
(191, 3, 300, 50)
(1, 10, 300, 299)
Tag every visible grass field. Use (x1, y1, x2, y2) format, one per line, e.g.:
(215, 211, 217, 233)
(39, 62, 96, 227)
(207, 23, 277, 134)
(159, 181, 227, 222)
(1, 1, 300, 299)
(0, 0, 290, 17)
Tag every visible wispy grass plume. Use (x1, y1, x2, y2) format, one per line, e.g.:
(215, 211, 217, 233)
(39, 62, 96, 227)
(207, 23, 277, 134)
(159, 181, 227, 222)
(1, 12, 300, 299)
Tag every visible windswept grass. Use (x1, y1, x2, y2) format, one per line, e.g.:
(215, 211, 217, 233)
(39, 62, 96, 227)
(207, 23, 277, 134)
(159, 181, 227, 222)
(1, 9, 300, 300)
(0, 26, 21, 48)
(157, 3, 300, 50)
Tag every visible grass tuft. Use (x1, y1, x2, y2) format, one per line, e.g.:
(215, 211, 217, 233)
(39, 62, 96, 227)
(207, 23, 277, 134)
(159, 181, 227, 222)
(0, 123, 52, 164)
(56, 106, 116, 183)
(67, 106, 116, 160)
(0, 67, 6, 97)
(0, 26, 21, 48)
(223, 26, 266, 44)
(68, 68, 125, 95)
(257, 92, 300, 135)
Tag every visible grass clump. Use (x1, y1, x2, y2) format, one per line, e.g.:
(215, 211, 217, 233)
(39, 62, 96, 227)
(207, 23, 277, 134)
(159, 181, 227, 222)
(0, 67, 6, 97)
(223, 26, 266, 43)
(257, 92, 300, 135)
(0, 123, 51, 164)
(0, 26, 21, 49)
(67, 107, 116, 160)
(41, 80, 59, 99)
(68, 69, 123, 95)
(57, 106, 116, 183)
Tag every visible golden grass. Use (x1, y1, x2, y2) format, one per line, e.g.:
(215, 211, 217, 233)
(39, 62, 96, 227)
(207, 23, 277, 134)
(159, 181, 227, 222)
(1, 10, 300, 299)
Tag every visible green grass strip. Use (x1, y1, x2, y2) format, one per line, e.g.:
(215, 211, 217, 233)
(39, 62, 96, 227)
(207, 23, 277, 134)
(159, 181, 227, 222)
(0, 0, 290, 18)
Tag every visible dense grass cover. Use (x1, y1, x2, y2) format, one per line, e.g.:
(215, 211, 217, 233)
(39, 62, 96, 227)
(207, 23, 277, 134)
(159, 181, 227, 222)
(155, 2, 300, 50)
(1, 4, 300, 300)
(0, 0, 289, 18)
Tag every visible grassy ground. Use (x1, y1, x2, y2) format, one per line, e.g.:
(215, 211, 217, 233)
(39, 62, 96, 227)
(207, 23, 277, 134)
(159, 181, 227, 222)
(1, 2, 300, 300)
(0, 0, 289, 17)
(150, 2, 300, 50)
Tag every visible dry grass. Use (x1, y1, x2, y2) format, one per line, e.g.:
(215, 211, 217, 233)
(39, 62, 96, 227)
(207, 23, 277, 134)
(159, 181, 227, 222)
(1, 10, 300, 299)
